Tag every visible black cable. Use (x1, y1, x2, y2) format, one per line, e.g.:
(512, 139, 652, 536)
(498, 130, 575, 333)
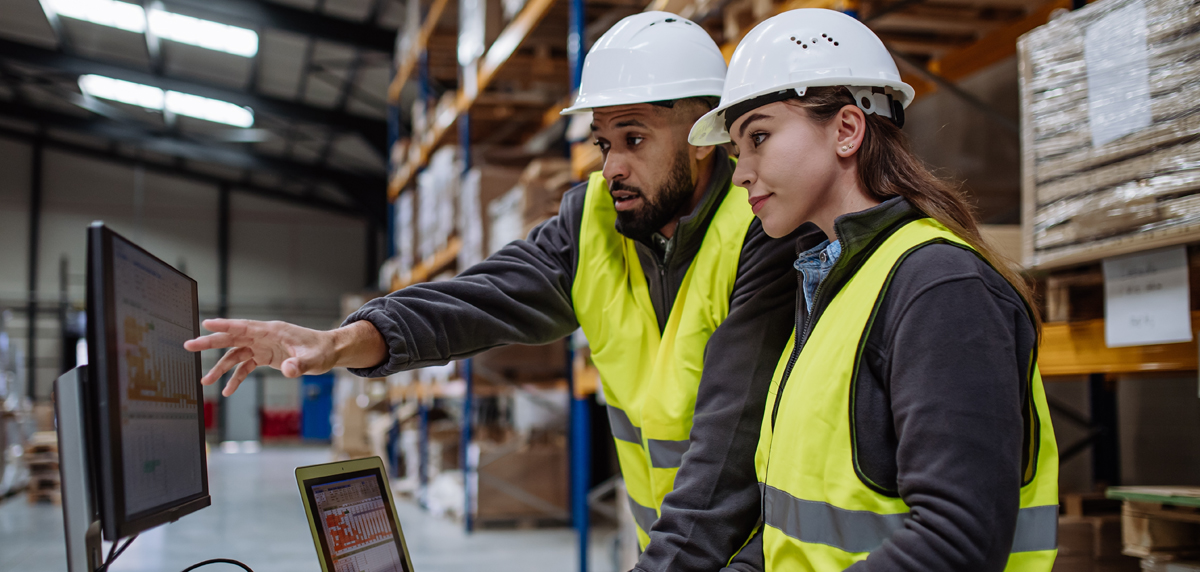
(179, 558, 256, 572)
(98, 539, 118, 572)
(97, 534, 137, 572)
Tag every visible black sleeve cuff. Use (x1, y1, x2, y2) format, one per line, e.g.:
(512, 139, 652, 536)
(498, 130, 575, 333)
(341, 305, 413, 378)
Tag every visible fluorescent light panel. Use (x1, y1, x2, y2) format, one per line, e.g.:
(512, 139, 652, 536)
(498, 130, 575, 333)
(79, 74, 163, 109)
(147, 10, 258, 57)
(79, 74, 254, 127)
(164, 91, 254, 128)
(41, 0, 258, 57)
(44, 0, 145, 32)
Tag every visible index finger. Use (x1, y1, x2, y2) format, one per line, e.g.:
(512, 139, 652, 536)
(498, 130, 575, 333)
(183, 332, 236, 352)
(200, 318, 253, 334)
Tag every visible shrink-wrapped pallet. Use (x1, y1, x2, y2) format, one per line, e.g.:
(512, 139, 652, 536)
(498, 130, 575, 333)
(417, 147, 460, 261)
(1018, 0, 1200, 269)
(394, 191, 415, 283)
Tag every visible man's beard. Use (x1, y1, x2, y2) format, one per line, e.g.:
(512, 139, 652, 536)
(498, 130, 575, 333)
(612, 150, 695, 242)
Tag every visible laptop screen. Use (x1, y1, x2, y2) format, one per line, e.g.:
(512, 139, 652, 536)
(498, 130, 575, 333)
(304, 469, 410, 572)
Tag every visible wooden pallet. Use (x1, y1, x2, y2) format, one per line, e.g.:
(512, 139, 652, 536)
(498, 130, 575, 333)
(1109, 488, 1200, 559)
(1064, 492, 1124, 518)
(28, 490, 62, 505)
(26, 431, 58, 455)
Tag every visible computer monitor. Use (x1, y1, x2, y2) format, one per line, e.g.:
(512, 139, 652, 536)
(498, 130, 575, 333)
(56, 222, 211, 571)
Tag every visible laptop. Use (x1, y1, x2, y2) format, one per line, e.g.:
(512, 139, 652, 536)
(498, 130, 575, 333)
(296, 456, 416, 572)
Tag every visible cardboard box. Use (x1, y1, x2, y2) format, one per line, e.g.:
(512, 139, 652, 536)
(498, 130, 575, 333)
(1055, 515, 1141, 572)
(1018, 0, 1200, 269)
(460, 165, 524, 269)
(518, 157, 572, 231)
(472, 338, 567, 385)
(475, 435, 568, 522)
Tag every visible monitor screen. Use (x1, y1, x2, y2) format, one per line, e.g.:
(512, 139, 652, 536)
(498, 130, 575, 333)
(88, 223, 210, 540)
(305, 470, 410, 572)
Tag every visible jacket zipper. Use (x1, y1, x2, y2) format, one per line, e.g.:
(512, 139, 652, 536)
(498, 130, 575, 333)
(769, 240, 838, 429)
(659, 238, 674, 325)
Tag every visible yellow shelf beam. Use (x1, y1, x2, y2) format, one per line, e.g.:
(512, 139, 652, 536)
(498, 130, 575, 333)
(928, 0, 1070, 84)
(390, 236, 463, 291)
(1039, 312, 1200, 378)
(388, 0, 561, 200)
(387, 0, 453, 103)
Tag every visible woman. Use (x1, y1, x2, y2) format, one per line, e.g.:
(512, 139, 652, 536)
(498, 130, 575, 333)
(688, 9, 1060, 572)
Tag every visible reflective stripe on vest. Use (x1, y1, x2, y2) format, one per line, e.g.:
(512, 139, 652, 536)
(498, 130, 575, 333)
(609, 405, 690, 469)
(574, 171, 753, 547)
(627, 495, 660, 533)
(754, 218, 1060, 571)
(761, 484, 1059, 554)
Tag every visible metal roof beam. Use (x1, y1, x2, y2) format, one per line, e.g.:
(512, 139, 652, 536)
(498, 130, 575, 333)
(159, 0, 397, 53)
(0, 125, 363, 218)
(0, 99, 386, 224)
(0, 38, 387, 157)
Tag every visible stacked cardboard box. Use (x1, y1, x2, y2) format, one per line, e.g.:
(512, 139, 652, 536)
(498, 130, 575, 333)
(475, 432, 568, 525)
(1018, 0, 1200, 269)
(1055, 515, 1141, 572)
(459, 165, 524, 269)
(519, 157, 573, 235)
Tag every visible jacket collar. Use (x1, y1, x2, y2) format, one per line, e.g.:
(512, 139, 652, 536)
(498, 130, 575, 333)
(804, 196, 926, 309)
(641, 146, 734, 266)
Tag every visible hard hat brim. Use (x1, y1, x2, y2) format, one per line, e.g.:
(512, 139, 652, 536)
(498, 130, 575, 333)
(688, 79, 916, 146)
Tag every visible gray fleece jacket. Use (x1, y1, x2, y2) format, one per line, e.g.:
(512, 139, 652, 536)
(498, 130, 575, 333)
(344, 148, 819, 572)
(723, 197, 1043, 572)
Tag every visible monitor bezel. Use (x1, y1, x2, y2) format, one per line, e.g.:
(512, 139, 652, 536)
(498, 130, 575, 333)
(87, 222, 211, 541)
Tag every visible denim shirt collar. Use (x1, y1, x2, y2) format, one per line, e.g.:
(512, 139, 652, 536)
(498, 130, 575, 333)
(794, 238, 842, 313)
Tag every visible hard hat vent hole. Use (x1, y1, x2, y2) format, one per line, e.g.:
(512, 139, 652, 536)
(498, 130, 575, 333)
(665, 18, 676, 22)
(834, 41, 839, 46)
(803, 44, 808, 48)
(822, 33, 827, 37)
(790, 36, 796, 40)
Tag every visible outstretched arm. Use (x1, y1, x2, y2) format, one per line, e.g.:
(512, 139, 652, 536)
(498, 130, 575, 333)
(186, 185, 587, 392)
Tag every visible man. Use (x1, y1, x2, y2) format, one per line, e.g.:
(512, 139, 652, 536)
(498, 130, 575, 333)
(186, 12, 818, 572)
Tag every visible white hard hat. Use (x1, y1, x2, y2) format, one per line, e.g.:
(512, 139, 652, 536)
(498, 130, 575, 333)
(560, 12, 726, 115)
(689, 9, 915, 145)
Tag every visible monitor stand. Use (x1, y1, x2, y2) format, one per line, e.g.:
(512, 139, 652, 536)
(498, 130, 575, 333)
(55, 365, 103, 572)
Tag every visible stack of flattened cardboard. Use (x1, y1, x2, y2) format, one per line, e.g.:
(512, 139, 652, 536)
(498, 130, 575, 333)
(519, 157, 573, 236)
(1018, 0, 1200, 269)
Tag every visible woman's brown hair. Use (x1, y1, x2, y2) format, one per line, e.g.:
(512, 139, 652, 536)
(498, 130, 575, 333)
(787, 86, 1040, 328)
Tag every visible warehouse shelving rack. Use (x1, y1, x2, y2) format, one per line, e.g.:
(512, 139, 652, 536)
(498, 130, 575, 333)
(382, 0, 1085, 568)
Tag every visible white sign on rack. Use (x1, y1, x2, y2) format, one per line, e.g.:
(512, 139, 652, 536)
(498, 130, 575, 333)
(1103, 246, 1192, 348)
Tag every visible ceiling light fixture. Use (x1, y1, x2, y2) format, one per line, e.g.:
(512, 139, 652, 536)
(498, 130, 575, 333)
(78, 74, 163, 109)
(41, 0, 258, 57)
(79, 74, 255, 127)
(164, 90, 254, 127)
(147, 9, 258, 57)
(43, 0, 146, 33)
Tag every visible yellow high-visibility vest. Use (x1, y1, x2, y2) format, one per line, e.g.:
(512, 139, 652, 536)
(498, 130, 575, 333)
(573, 171, 753, 548)
(755, 218, 1059, 570)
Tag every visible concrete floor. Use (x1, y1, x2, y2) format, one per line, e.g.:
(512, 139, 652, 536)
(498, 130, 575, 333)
(0, 446, 619, 572)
